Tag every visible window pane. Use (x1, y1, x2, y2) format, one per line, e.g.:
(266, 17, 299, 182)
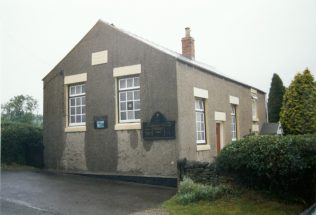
(200, 113, 204, 121)
(76, 97, 81, 105)
(197, 122, 201, 131)
(195, 100, 199, 109)
(82, 96, 86, 105)
(127, 91, 133, 101)
(134, 77, 140, 87)
(120, 102, 127, 111)
(82, 84, 85, 93)
(127, 101, 133, 110)
(120, 112, 126, 120)
(195, 99, 204, 110)
(127, 78, 133, 88)
(231, 105, 236, 114)
(70, 98, 75, 106)
(68, 83, 86, 125)
(127, 111, 134, 120)
(195, 98, 206, 144)
(201, 133, 205, 142)
(198, 100, 202, 110)
(70, 107, 75, 115)
(120, 92, 126, 101)
(82, 115, 86, 123)
(134, 101, 140, 110)
(118, 76, 140, 123)
(134, 90, 140, 100)
(76, 85, 81, 94)
(70, 116, 75, 123)
(119, 79, 126, 89)
(135, 111, 140, 119)
(201, 122, 205, 130)
(70, 86, 75, 95)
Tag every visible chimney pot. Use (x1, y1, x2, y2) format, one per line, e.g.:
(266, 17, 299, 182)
(181, 27, 195, 59)
(185, 27, 190, 37)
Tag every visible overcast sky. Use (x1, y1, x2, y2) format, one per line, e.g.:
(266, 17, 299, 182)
(1, 0, 316, 114)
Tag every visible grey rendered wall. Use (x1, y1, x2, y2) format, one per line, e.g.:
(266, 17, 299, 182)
(43, 21, 178, 177)
(176, 61, 267, 162)
(43, 72, 65, 169)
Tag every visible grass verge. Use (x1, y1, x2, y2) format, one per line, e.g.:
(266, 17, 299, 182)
(1, 163, 38, 171)
(163, 191, 304, 215)
(163, 183, 305, 215)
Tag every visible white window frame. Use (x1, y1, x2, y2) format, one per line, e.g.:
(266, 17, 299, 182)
(68, 83, 86, 127)
(252, 98, 257, 119)
(195, 98, 206, 144)
(231, 104, 237, 141)
(118, 76, 140, 123)
(251, 93, 258, 121)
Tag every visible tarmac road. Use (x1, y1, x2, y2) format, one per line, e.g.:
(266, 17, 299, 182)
(0, 171, 176, 215)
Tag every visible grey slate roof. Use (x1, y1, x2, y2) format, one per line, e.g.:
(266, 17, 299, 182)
(104, 20, 265, 94)
(44, 19, 266, 94)
(260, 123, 281, 135)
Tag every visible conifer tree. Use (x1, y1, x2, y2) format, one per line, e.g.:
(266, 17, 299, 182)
(268, 73, 285, 122)
(280, 69, 316, 134)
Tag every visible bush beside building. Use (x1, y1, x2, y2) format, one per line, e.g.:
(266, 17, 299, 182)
(1, 122, 44, 168)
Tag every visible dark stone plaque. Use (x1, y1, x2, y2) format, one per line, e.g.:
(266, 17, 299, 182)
(142, 112, 175, 140)
(94, 116, 108, 129)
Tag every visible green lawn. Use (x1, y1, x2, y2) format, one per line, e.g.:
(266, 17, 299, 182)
(163, 189, 305, 215)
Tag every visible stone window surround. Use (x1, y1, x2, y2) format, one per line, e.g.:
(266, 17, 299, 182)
(195, 98, 206, 144)
(193, 87, 211, 151)
(64, 73, 87, 132)
(229, 95, 239, 141)
(91, 50, 108, 65)
(118, 76, 140, 123)
(251, 89, 259, 122)
(230, 104, 237, 141)
(113, 64, 142, 130)
(68, 83, 86, 126)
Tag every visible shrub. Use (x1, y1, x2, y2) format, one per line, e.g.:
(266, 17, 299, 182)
(216, 135, 316, 203)
(176, 177, 232, 205)
(1, 122, 44, 168)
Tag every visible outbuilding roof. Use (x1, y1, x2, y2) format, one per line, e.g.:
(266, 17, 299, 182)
(260, 123, 282, 135)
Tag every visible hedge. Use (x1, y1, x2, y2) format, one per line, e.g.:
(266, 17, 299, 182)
(1, 122, 44, 168)
(216, 135, 316, 203)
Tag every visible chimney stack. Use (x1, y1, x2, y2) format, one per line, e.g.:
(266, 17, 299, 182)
(181, 27, 195, 59)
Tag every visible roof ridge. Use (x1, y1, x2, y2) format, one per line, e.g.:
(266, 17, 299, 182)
(99, 20, 265, 93)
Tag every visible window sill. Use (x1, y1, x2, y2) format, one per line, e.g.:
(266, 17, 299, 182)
(197, 144, 211, 151)
(65, 126, 86, 133)
(115, 122, 141, 130)
(252, 117, 259, 122)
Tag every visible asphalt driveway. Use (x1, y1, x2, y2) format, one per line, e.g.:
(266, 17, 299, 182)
(0, 171, 176, 215)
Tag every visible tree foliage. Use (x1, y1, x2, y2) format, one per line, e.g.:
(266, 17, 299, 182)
(1, 95, 41, 125)
(268, 73, 285, 122)
(280, 69, 316, 134)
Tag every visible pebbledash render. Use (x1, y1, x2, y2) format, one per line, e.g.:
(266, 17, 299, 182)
(43, 20, 267, 179)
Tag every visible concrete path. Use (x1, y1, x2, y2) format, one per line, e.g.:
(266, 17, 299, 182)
(0, 171, 176, 215)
